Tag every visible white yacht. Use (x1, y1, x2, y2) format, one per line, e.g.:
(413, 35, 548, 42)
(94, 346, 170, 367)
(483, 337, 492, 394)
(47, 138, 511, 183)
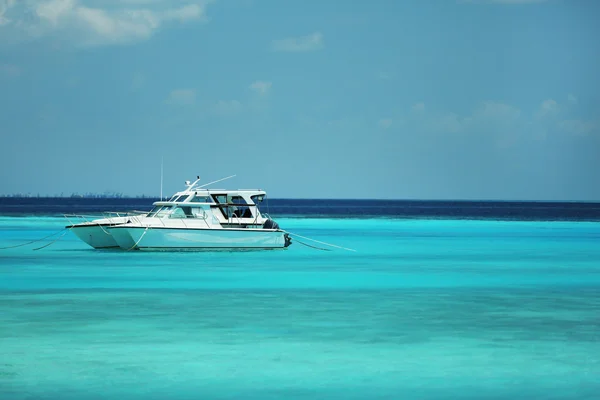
(66, 176, 291, 251)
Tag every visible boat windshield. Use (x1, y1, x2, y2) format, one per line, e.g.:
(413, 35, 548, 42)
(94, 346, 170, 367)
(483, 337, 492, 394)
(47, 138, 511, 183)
(168, 206, 207, 219)
(147, 206, 162, 217)
(251, 195, 265, 204)
(168, 194, 189, 202)
(175, 194, 190, 202)
(147, 206, 174, 218)
(190, 194, 213, 203)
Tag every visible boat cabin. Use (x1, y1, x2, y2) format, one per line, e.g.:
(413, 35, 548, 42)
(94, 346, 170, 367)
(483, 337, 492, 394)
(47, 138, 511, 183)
(145, 188, 269, 228)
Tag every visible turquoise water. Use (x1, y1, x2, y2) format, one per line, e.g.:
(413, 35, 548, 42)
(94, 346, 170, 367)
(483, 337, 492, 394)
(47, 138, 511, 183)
(1, 216, 600, 399)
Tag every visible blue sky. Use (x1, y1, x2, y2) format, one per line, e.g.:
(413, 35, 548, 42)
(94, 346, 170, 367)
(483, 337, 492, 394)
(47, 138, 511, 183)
(0, 0, 599, 200)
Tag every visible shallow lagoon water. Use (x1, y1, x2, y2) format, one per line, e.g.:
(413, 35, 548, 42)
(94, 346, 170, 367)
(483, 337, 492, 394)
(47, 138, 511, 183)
(1, 215, 600, 399)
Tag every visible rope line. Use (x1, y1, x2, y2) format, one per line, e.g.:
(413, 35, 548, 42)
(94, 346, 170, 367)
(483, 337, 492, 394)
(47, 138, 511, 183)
(0, 229, 67, 250)
(282, 230, 356, 252)
(293, 239, 332, 251)
(127, 226, 149, 251)
(33, 230, 69, 251)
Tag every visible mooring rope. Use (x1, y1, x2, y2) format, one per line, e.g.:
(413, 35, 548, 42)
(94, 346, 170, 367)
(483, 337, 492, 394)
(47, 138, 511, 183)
(127, 226, 149, 251)
(293, 238, 332, 251)
(0, 228, 68, 250)
(282, 230, 356, 252)
(32, 229, 70, 251)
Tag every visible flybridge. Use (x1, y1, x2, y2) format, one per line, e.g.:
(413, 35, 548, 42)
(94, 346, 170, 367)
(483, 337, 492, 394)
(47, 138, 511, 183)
(184, 189, 264, 192)
(173, 175, 262, 194)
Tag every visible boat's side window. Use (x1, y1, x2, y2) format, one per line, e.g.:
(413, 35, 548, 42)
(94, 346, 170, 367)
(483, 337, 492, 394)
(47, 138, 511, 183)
(176, 194, 189, 202)
(190, 195, 212, 203)
(155, 206, 174, 218)
(192, 207, 207, 219)
(230, 196, 252, 219)
(211, 194, 228, 218)
(147, 206, 162, 217)
(169, 207, 187, 219)
(251, 195, 264, 204)
(212, 194, 227, 204)
(250, 195, 264, 215)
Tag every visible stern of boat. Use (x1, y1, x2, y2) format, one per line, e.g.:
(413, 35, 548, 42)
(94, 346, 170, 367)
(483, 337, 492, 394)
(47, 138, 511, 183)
(284, 232, 292, 248)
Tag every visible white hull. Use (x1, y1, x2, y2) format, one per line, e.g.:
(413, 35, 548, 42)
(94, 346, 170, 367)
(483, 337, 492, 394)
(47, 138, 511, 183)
(109, 227, 138, 250)
(108, 226, 289, 250)
(70, 225, 119, 249)
(67, 217, 133, 249)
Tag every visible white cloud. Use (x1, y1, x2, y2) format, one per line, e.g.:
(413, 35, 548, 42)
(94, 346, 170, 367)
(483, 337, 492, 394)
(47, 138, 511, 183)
(433, 112, 464, 133)
(558, 119, 597, 136)
(378, 118, 392, 129)
(460, 0, 548, 4)
(405, 100, 520, 139)
(474, 101, 521, 121)
(119, 0, 170, 4)
(0, 63, 20, 77)
(271, 32, 323, 52)
(411, 102, 425, 113)
(0, 0, 211, 47)
(212, 100, 242, 116)
(131, 72, 145, 90)
(536, 98, 558, 118)
(165, 89, 196, 105)
(492, 0, 547, 3)
(403, 96, 597, 142)
(249, 80, 272, 95)
(163, 4, 203, 21)
(0, 0, 15, 25)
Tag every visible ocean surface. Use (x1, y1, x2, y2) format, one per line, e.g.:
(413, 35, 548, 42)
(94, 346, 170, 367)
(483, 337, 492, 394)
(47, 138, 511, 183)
(1, 198, 600, 399)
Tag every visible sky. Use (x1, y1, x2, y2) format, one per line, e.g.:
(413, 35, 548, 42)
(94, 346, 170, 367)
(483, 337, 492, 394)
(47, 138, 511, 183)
(0, 0, 599, 200)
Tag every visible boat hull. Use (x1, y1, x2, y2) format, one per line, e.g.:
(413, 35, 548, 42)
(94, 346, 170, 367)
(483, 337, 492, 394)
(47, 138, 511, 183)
(108, 226, 289, 250)
(69, 224, 119, 249)
(67, 216, 135, 249)
(109, 226, 138, 250)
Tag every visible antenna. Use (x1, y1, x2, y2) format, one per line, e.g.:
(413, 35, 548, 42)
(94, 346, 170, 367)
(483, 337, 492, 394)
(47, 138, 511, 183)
(160, 156, 164, 201)
(197, 174, 236, 189)
(186, 176, 201, 190)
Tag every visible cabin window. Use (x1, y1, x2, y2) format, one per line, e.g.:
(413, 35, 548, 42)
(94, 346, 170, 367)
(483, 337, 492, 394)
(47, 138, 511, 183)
(211, 194, 227, 218)
(250, 195, 265, 215)
(190, 195, 212, 203)
(229, 196, 253, 219)
(212, 194, 227, 204)
(210, 194, 253, 219)
(169, 208, 185, 219)
(155, 206, 173, 218)
(147, 206, 162, 217)
(175, 194, 189, 202)
(192, 207, 207, 219)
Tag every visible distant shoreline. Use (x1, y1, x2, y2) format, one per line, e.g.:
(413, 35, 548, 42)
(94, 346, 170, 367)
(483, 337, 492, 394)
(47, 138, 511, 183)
(0, 196, 599, 204)
(1, 197, 600, 221)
